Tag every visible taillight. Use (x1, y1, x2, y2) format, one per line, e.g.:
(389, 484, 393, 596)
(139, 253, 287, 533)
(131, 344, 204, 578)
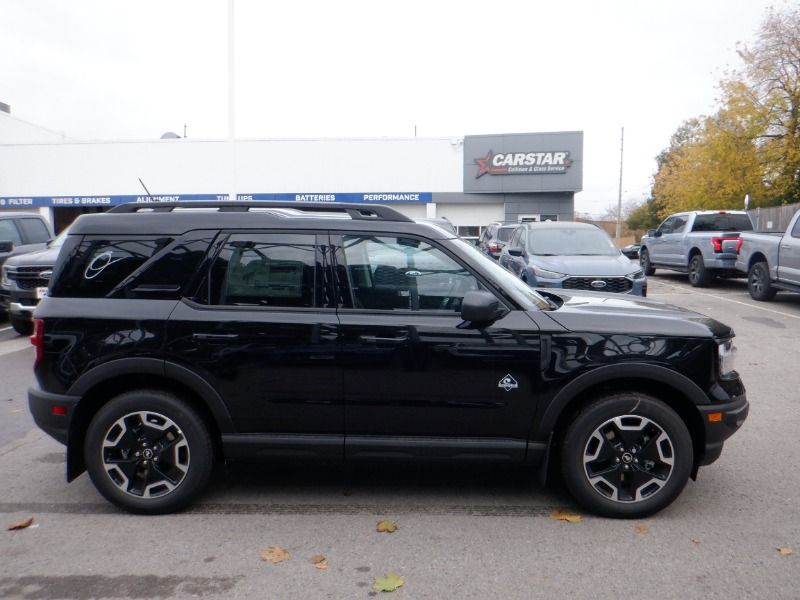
(31, 319, 44, 367)
(487, 243, 501, 253)
(711, 236, 739, 252)
(735, 238, 743, 253)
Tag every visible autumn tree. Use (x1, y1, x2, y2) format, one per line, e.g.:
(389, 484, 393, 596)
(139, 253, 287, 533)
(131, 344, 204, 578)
(651, 6, 800, 214)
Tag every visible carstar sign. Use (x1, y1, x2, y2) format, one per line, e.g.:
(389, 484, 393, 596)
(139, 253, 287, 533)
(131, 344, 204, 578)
(475, 150, 573, 178)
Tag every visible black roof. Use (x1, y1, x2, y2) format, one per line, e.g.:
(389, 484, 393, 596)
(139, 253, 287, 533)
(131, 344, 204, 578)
(69, 201, 455, 239)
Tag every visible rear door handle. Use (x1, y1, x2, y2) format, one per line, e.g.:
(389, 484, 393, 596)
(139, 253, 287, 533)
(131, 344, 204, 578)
(192, 333, 239, 341)
(358, 335, 408, 344)
(781, 244, 793, 250)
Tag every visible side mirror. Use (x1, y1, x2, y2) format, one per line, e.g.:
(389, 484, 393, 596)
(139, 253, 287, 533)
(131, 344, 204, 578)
(460, 290, 505, 323)
(646, 229, 656, 237)
(0, 240, 13, 253)
(653, 230, 663, 238)
(508, 247, 524, 257)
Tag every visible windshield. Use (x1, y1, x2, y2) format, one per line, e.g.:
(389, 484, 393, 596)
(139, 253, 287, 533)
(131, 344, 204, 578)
(451, 238, 550, 310)
(527, 228, 619, 256)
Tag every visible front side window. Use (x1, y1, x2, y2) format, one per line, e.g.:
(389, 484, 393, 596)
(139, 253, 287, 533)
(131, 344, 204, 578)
(207, 233, 317, 307)
(658, 217, 677, 234)
(18, 218, 50, 243)
(340, 235, 479, 312)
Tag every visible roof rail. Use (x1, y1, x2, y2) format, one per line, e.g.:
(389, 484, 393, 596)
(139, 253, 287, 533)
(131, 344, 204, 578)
(108, 201, 414, 222)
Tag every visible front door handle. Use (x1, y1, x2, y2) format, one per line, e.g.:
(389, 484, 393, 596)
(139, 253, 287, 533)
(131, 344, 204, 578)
(192, 333, 239, 341)
(358, 334, 408, 344)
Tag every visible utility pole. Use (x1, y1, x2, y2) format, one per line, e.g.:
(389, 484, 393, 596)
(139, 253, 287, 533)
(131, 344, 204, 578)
(615, 126, 624, 240)
(228, 0, 236, 202)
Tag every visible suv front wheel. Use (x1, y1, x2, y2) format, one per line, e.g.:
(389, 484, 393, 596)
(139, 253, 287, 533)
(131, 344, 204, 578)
(84, 390, 214, 514)
(560, 393, 693, 518)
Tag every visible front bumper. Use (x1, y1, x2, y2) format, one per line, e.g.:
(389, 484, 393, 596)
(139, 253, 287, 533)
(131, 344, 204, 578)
(696, 392, 749, 467)
(28, 386, 81, 446)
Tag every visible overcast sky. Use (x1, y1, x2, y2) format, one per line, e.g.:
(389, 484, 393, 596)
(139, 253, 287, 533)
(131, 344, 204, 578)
(0, 0, 787, 216)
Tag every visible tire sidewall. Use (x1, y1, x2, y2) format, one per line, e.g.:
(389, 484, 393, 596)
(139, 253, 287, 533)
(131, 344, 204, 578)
(688, 255, 709, 287)
(640, 249, 655, 276)
(84, 390, 213, 514)
(748, 262, 775, 301)
(561, 394, 693, 518)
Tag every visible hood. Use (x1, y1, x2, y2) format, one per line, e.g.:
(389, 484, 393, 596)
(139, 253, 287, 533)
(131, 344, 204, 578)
(2, 244, 61, 268)
(540, 289, 733, 339)
(528, 254, 638, 276)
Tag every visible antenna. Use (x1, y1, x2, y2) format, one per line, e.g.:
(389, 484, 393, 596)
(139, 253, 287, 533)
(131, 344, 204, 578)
(138, 177, 152, 198)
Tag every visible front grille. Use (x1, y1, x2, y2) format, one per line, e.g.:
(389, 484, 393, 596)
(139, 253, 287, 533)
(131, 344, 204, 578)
(562, 276, 633, 293)
(7, 267, 51, 290)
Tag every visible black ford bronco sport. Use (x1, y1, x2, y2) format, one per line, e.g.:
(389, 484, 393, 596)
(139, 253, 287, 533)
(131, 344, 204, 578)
(28, 202, 748, 517)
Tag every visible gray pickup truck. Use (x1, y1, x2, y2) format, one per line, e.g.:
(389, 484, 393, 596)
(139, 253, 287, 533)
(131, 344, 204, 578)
(735, 208, 800, 301)
(639, 210, 753, 287)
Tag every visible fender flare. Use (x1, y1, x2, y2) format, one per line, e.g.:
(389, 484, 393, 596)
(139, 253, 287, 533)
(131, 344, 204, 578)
(534, 362, 708, 440)
(67, 357, 235, 433)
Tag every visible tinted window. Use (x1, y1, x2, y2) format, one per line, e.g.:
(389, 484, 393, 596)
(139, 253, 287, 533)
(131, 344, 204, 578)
(691, 214, 753, 232)
(497, 227, 516, 242)
(340, 235, 479, 311)
(50, 237, 173, 298)
(792, 216, 800, 238)
(0, 219, 23, 245)
(18, 218, 50, 243)
(671, 216, 688, 233)
(207, 233, 317, 307)
(658, 216, 678, 234)
(527, 227, 619, 256)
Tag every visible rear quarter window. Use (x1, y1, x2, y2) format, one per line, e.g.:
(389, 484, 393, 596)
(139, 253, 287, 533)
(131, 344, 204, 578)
(50, 236, 173, 298)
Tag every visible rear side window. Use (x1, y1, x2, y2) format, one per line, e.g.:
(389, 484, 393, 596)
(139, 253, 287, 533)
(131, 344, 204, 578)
(0, 219, 23, 245)
(692, 214, 753, 232)
(50, 237, 173, 298)
(18, 218, 50, 243)
(205, 233, 318, 307)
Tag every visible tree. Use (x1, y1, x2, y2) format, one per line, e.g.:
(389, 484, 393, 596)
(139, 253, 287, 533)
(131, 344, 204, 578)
(626, 200, 661, 232)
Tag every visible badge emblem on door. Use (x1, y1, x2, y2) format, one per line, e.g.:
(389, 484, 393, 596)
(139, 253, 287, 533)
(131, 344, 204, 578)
(498, 374, 518, 391)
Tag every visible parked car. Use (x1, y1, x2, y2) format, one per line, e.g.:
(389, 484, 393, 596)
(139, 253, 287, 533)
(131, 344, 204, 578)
(499, 221, 646, 296)
(735, 208, 800, 301)
(621, 243, 640, 260)
(29, 201, 747, 518)
(639, 211, 753, 287)
(414, 217, 457, 236)
(478, 222, 518, 260)
(0, 212, 54, 319)
(1, 227, 70, 334)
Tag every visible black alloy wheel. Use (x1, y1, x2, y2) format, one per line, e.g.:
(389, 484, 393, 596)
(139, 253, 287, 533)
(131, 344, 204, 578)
(640, 249, 655, 276)
(747, 261, 777, 301)
(85, 390, 213, 514)
(688, 254, 712, 287)
(560, 393, 693, 518)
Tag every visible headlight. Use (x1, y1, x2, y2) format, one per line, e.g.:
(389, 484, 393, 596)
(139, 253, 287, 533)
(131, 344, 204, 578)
(1, 265, 9, 287)
(718, 339, 738, 379)
(628, 269, 645, 279)
(532, 266, 565, 279)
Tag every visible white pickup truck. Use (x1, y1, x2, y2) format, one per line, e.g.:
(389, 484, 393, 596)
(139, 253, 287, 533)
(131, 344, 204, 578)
(736, 208, 800, 301)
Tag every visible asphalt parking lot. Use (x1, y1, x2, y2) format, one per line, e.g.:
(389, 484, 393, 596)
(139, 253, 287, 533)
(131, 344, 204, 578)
(0, 273, 798, 599)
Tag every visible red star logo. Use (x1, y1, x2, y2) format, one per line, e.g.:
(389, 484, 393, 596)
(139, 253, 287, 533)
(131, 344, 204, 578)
(475, 150, 494, 178)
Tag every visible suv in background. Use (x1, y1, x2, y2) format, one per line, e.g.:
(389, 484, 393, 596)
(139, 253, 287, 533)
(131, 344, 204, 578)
(29, 201, 747, 518)
(1, 227, 70, 335)
(499, 221, 646, 296)
(639, 211, 753, 287)
(0, 212, 54, 318)
(478, 222, 517, 260)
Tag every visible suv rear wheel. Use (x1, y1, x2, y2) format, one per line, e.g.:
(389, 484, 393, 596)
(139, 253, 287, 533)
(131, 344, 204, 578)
(84, 390, 213, 514)
(560, 393, 693, 518)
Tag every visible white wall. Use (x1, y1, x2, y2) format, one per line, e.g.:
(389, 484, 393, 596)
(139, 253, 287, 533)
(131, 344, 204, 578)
(0, 137, 464, 197)
(0, 112, 67, 144)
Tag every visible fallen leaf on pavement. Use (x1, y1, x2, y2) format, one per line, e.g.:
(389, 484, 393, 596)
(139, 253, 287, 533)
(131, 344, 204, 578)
(550, 511, 582, 523)
(310, 554, 329, 570)
(373, 572, 404, 592)
(691, 539, 701, 545)
(636, 526, 650, 534)
(260, 547, 289, 563)
(777, 547, 794, 556)
(7, 518, 33, 531)
(377, 520, 398, 533)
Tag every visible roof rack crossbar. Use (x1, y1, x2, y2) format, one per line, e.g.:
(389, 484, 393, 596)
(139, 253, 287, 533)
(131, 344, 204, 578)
(108, 201, 414, 221)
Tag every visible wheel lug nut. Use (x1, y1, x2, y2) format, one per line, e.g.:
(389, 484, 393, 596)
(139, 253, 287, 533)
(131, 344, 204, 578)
(614, 457, 620, 463)
(135, 451, 140, 457)
(634, 458, 639, 463)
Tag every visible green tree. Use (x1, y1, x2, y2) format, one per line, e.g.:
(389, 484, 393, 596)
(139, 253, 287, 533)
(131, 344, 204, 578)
(626, 200, 660, 232)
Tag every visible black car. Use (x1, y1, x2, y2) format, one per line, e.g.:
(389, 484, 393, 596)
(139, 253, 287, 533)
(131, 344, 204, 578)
(478, 222, 517, 259)
(29, 202, 748, 518)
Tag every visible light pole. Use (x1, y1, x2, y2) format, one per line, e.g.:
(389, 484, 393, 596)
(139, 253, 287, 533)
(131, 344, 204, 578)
(616, 126, 624, 240)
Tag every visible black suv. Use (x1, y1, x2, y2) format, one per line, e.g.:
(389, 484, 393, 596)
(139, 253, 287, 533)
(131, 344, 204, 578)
(29, 202, 748, 517)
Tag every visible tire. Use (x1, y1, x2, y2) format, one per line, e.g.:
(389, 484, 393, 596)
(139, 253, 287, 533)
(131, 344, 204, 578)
(747, 261, 777, 301)
(560, 393, 693, 518)
(640, 249, 655, 276)
(84, 389, 214, 514)
(688, 254, 712, 287)
(10, 315, 33, 336)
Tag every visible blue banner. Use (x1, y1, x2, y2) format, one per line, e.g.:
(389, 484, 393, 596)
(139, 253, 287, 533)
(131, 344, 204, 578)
(0, 192, 431, 208)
